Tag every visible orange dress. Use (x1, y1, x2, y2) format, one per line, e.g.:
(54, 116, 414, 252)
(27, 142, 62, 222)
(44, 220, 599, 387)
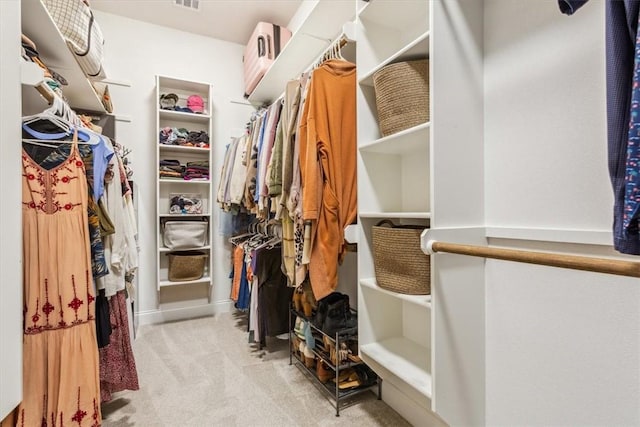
(299, 59, 357, 300)
(16, 144, 101, 426)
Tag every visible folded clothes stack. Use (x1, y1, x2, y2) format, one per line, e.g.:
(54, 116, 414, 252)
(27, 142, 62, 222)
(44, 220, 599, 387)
(187, 131, 209, 148)
(184, 161, 209, 181)
(22, 33, 68, 99)
(159, 159, 184, 179)
(159, 127, 209, 149)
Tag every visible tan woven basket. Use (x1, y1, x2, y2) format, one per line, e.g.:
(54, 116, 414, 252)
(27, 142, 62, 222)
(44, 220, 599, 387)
(371, 220, 430, 295)
(168, 251, 208, 282)
(372, 59, 429, 137)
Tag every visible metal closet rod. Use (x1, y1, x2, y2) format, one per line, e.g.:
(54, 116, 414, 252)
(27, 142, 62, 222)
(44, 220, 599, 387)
(425, 240, 640, 278)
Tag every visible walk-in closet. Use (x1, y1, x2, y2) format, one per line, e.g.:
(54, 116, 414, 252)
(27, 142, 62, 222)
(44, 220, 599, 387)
(1, 1, 639, 426)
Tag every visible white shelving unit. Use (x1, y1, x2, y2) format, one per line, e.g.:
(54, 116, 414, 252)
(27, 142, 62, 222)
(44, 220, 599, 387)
(356, 0, 432, 417)
(21, 0, 107, 112)
(156, 75, 213, 292)
(246, 0, 356, 104)
(356, 1, 485, 426)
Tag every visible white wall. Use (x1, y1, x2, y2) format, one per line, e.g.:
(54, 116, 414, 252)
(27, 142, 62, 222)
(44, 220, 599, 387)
(0, 0, 23, 419)
(94, 11, 254, 323)
(484, 1, 640, 425)
(485, 0, 609, 231)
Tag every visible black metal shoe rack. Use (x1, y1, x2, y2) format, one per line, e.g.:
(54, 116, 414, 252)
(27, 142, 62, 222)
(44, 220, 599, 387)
(288, 306, 381, 416)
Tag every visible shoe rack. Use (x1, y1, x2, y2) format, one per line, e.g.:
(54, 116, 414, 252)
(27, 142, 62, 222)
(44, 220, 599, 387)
(288, 306, 380, 417)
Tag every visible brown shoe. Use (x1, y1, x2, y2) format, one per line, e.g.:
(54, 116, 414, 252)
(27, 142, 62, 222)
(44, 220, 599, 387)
(292, 288, 303, 312)
(316, 360, 333, 383)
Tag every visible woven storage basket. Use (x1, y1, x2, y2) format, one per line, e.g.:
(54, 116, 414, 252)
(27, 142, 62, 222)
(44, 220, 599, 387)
(371, 220, 430, 295)
(167, 251, 207, 282)
(372, 59, 429, 137)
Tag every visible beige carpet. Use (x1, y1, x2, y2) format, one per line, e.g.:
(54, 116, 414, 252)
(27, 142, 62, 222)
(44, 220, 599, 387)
(101, 312, 410, 426)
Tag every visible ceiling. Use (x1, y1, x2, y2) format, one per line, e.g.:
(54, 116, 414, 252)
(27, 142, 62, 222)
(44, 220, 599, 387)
(91, 0, 303, 45)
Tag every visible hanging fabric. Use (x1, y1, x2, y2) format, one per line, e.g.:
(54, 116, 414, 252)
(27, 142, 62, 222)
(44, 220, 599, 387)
(559, 0, 640, 254)
(16, 130, 102, 426)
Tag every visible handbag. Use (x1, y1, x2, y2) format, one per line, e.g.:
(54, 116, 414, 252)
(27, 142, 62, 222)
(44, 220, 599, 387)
(162, 220, 208, 249)
(371, 220, 430, 295)
(42, 0, 106, 79)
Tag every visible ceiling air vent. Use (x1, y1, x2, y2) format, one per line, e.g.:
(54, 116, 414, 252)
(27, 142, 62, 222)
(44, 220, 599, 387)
(174, 0, 200, 11)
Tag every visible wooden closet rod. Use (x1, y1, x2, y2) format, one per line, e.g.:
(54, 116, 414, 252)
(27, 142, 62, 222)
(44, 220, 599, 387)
(426, 240, 640, 278)
(35, 84, 54, 104)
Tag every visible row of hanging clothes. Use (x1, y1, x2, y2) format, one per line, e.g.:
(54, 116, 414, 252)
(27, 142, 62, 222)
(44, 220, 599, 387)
(218, 36, 357, 316)
(228, 219, 292, 347)
(8, 92, 140, 426)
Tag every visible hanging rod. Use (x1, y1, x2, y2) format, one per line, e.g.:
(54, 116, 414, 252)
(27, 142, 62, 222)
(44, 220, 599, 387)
(424, 240, 640, 278)
(35, 84, 54, 104)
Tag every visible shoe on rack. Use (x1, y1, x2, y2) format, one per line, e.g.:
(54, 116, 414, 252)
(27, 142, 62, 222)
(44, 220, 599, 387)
(322, 295, 357, 338)
(292, 287, 303, 313)
(330, 367, 355, 384)
(301, 279, 317, 317)
(294, 316, 306, 341)
(337, 365, 378, 390)
(301, 342, 316, 369)
(316, 360, 333, 384)
(313, 292, 346, 330)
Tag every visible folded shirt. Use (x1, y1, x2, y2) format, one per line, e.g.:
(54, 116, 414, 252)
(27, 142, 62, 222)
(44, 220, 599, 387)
(160, 170, 183, 178)
(187, 161, 209, 168)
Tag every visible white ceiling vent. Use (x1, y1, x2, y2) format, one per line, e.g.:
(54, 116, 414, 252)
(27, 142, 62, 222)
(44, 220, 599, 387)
(174, 0, 200, 11)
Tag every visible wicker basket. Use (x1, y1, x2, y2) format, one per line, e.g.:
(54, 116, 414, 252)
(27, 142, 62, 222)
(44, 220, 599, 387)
(371, 220, 430, 295)
(167, 251, 208, 282)
(372, 59, 429, 137)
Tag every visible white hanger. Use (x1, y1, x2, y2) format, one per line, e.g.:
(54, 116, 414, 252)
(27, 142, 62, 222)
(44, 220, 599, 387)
(22, 103, 103, 146)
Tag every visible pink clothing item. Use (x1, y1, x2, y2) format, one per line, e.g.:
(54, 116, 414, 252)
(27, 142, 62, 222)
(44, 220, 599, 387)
(258, 101, 282, 213)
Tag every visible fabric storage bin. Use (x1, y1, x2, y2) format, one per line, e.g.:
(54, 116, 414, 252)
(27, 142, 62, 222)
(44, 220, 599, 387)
(372, 59, 429, 137)
(167, 251, 208, 281)
(42, 0, 106, 78)
(371, 220, 430, 295)
(162, 220, 208, 249)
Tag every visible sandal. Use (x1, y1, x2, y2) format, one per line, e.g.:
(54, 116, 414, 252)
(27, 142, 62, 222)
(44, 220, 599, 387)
(338, 365, 378, 390)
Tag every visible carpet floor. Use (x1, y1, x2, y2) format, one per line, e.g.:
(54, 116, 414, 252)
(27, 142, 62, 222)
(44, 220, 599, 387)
(101, 312, 411, 426)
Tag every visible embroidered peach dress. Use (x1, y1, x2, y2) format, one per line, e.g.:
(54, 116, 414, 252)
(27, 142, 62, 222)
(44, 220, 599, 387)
(16, 143, 101, 426)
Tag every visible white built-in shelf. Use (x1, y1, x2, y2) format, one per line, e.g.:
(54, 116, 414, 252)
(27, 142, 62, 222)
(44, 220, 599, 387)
(158, 75, 210, 93)
(484, 226, 613, 246)
(159, 179, 210, 185)
(159, 245, 211, 253)
(360, 212, 431, 220)
(158, 145, 211, 154)
(159, 276, 211, 287)
(156, 75, 213, 295)
(22, 0, 107, 112)
(360, 278, 431, 308)
(158, 214, 210, 218)
(159, 109, 211, 124)
(358, 0, 429, 32)
(360, 337, 432, 400)
(246, 0, 355, 103)
(359, 122, 430, 154)
(359, 32, 430, 87)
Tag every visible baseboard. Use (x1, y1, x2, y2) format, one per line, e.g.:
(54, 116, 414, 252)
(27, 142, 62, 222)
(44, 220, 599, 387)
(380, 380, 448, 427)
(136, 299, 233, 326)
